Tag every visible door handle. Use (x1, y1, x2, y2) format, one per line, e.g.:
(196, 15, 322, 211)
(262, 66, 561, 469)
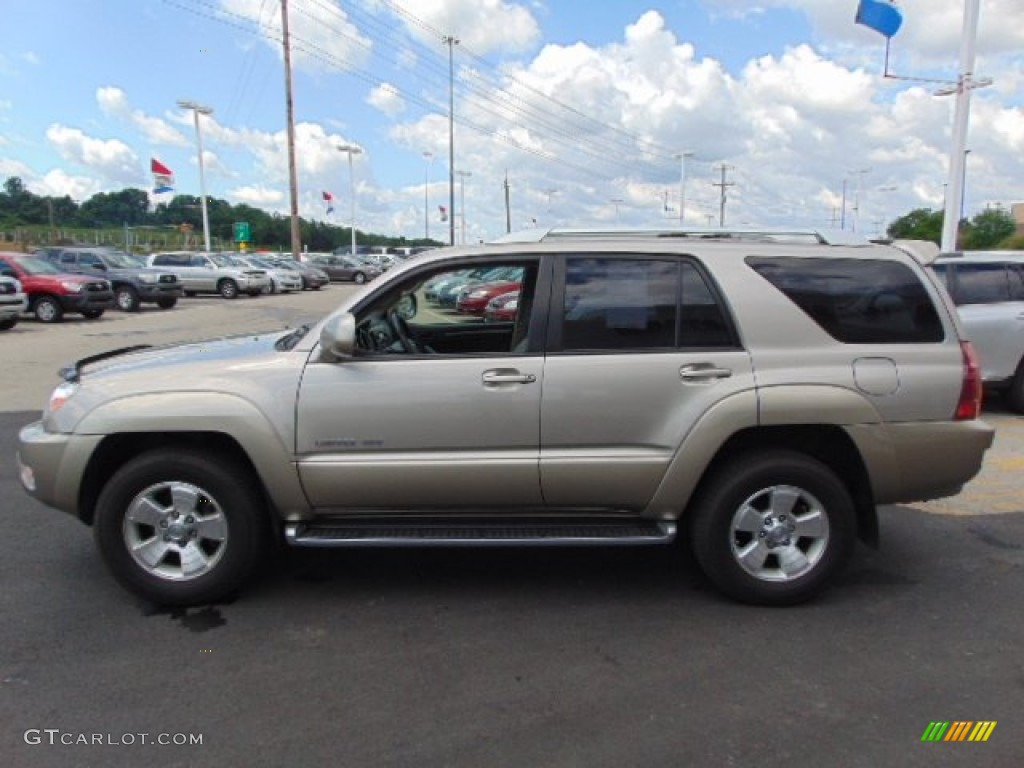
(482, 369, 536, 385)
(679, 364, 733, 382)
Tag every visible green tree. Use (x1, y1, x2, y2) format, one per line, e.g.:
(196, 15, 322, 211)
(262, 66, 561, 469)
(960, 207, 1016, 250)
(886, 208, 945, 244)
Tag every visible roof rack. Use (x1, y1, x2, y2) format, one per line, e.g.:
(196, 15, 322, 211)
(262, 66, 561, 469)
(489, 227, 871, 246)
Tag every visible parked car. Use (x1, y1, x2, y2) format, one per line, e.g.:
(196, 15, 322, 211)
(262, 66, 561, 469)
(263, 256, 329, 291)
(45, 247, 182, 311)
(304, 253, 380, 284)
(483, 290, 519, 323)
(929, 250, 1024, 412)
(0, 274, 27, 330)
(235, 255, 302, 294)
(456, 277, 523, 315)
(437, 266, 520, 308)
(147, 252, 271, 299)
(0, 252, 113, 323)
(16, 227, 993, 607)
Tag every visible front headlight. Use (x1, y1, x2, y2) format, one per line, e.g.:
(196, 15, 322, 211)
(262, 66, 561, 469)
(47, 381, 79, 414)
(60, 280, 83, 293)
(469, 290, 489, 298)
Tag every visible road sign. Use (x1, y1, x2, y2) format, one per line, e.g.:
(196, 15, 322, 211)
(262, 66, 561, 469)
(233, 222, 251, 243)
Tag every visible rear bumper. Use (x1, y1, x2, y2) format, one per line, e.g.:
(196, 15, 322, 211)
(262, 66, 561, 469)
(847, 419, 996, 504)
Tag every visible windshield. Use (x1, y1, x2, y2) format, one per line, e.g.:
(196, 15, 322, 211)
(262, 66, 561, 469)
(11, 256, 62, 275)
(102, 251, 145, 269)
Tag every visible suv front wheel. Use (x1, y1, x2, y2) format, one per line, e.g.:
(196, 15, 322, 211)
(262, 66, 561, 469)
(93, 450, 268, 605)
(689, 451, 856, 606)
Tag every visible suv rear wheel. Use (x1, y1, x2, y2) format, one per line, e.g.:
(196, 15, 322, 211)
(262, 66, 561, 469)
(689, 451, 856, 606)
(94, 450, 269, 605)
(1005, 359, 1024, 414)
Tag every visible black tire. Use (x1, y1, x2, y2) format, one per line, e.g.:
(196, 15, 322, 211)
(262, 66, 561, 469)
(81, 309, 105, 319)
(1005, 359, 1024, 414)
(688, 451, 856, 606)
(353, 271, 366, 285)
(33, 295, 64, 323)
(0, 316, 16, 331)
(218, 279, 239, 300)
(115, 285, 140, 312)
(93, 450, 269, 606)
(156, 298, 177, 310)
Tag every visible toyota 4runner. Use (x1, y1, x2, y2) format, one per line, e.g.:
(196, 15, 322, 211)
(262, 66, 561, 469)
(16, 228, 994, 606)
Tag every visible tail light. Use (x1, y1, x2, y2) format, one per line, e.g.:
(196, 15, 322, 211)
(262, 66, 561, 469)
(955, 341, 982, 420)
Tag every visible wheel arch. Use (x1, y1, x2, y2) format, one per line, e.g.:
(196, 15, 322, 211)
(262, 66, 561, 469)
(78, 432, 280, 531)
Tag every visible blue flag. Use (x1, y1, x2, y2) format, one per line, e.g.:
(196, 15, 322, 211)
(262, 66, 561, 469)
(855, 0, 903, 39)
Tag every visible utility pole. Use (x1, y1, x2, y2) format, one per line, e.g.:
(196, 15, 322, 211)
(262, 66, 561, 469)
(456, 170, 471, 245)
(504, 171, 511, 234)
(712, 164, 734, 227)
(443, 35, 459, 247)
(281, 0, 301, 260)
(610, 198, 624, 222)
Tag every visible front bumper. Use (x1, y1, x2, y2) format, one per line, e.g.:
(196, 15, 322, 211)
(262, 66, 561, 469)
(137, 283, 184, 302)
(17, 421, 103, 521)
(57, 291, 115, 312)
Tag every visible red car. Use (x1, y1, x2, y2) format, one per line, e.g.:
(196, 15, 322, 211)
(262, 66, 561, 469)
(483, 290, 520, 322)
(0, 252, 115, 323)
(455, 280, 521, 315)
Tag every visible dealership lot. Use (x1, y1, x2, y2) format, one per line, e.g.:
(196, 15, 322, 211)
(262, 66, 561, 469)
(1, 290, 1022, 766)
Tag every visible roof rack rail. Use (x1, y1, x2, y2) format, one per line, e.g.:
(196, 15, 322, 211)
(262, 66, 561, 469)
(489, 226, 870, 246)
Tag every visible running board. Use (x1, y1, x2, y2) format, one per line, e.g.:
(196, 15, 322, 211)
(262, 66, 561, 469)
(285, 520, 676, 548)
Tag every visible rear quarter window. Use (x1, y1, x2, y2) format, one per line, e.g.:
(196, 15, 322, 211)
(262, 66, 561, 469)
(953, 263, 1012, 305)
(746, 256, 944, 343)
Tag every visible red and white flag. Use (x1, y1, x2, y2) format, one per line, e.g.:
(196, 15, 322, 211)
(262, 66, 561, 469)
(151, 158, 174, 194)
(322, 191, 335, 214)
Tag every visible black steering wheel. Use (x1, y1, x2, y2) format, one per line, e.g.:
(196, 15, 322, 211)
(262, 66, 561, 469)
(388, 308, 419, 354)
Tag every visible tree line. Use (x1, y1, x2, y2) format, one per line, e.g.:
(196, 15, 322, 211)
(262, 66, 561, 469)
(0, 176, 438, 251)
(2, 175, 1020, 251)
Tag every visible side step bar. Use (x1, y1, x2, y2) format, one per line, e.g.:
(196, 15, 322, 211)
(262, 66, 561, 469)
(285, 520, 676, 548)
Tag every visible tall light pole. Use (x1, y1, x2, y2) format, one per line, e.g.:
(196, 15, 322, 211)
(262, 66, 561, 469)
(280, 0, 301, 260)
(177, 100, 213, 252)
(610, 198, 624, 222)
(338, 144, 362, 255)
(960, 149, 971, 224)
(443, 35, 459, 247)
(422, 151, 433, 241)
(849, 167, 872, 233)
(939, 0, 987, 252)
(456, 170, 472, 245)
(675, 151, 694, 225)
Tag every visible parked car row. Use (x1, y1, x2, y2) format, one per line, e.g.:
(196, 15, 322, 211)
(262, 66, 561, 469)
(0, 246, 336, 325)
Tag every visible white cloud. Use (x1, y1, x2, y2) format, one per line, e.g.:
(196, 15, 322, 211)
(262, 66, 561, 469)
(384, 0, 540, 54)
(219, 0, 372, 73)
(367, 83, 406, 116)
(45, 124, 141, 185)
(97, 87, 189, 147)
(22, 51, 40, 65)
(30, 169, 103, 201)
(0, 158, 34, 179)
(228, 184, 285, 205)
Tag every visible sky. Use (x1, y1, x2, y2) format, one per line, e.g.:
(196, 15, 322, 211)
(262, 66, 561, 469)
(2, 0, 1023, 243)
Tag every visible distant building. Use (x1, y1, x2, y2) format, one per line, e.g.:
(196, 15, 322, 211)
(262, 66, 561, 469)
(1013, 203, 1024, 235)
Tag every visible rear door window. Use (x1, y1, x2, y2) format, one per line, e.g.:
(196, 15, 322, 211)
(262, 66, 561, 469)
(747, 256, 944, 343)
(954, 263, 1012, 305)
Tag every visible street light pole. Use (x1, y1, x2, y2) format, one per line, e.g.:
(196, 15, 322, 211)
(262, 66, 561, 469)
(456, 170, 471, 244)
(338, 144, 362, 255)
(675, 151, 694, 225)
(444, 35, 459, 247)
(850, 167, 871, 233)
(422, 151, 433, 241)
(177, 99, 213, 252)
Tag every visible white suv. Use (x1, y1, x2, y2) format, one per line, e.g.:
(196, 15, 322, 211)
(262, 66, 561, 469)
(930, 251, 1024, 412)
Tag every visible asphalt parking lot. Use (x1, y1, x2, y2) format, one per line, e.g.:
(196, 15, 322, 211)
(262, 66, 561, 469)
(2, 290, 1022, 767)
